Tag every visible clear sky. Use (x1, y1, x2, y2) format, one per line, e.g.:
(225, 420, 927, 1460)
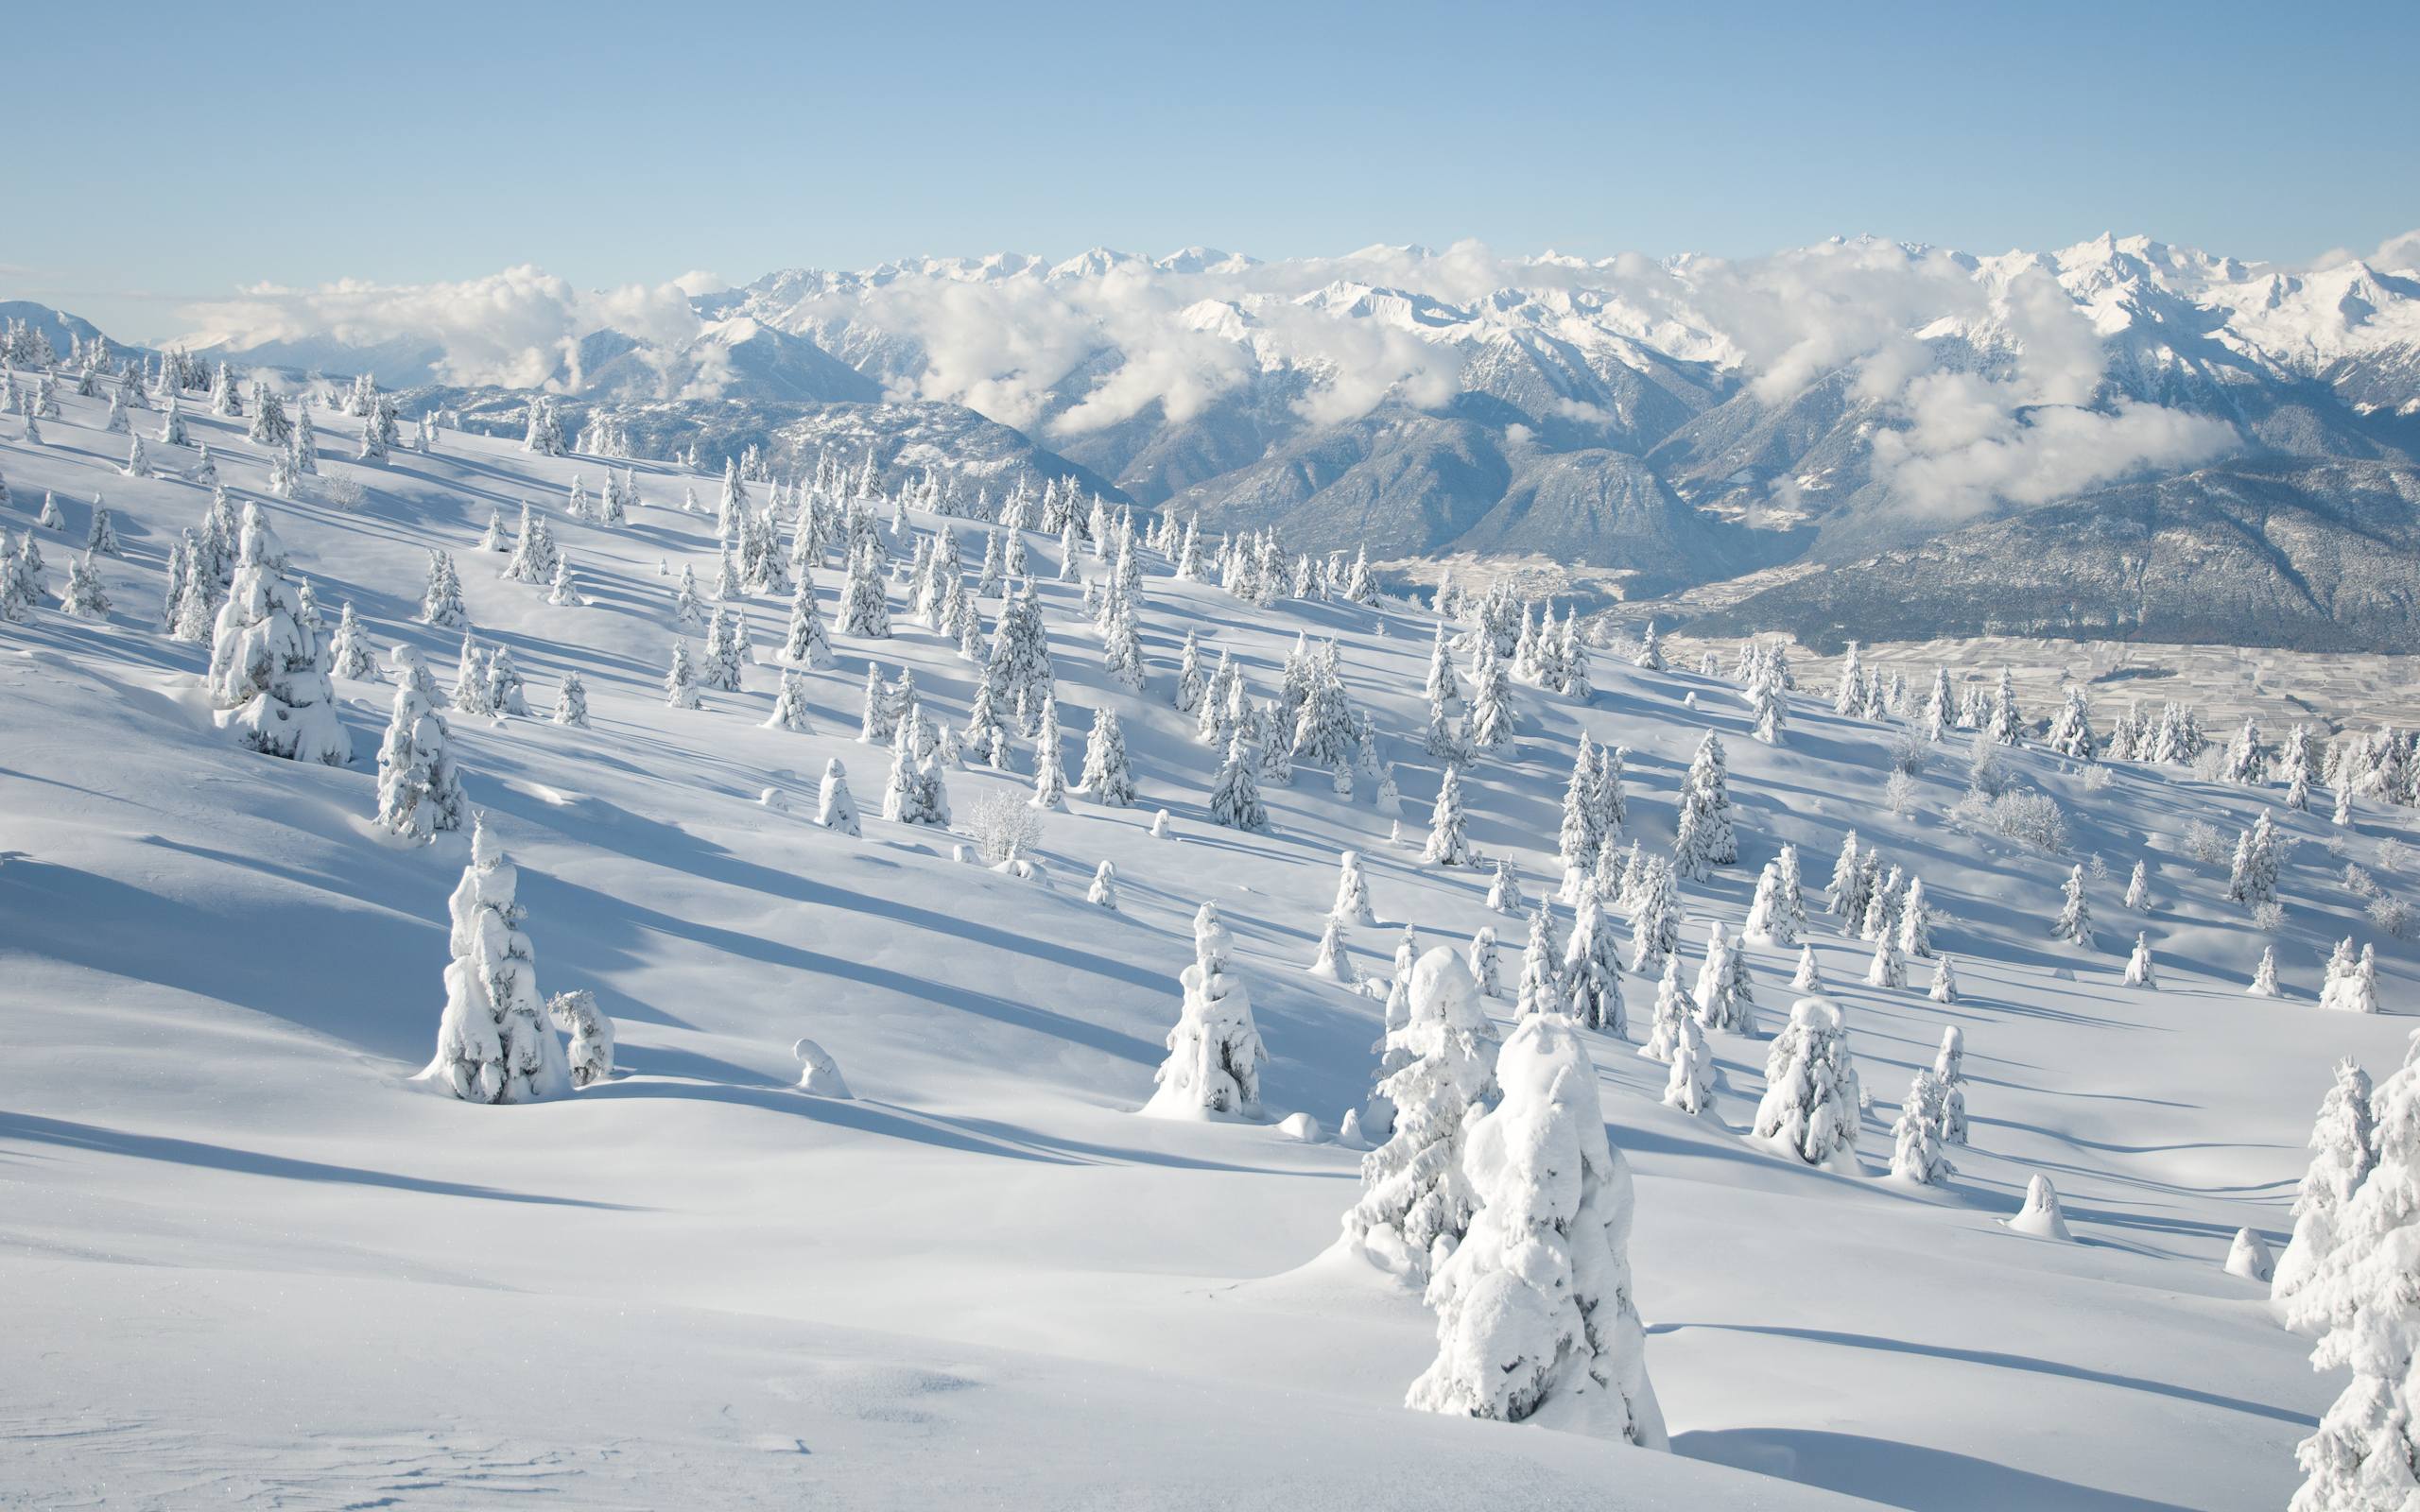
(8, 0, 2416, 341)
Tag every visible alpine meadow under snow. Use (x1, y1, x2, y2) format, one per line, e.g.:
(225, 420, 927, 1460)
(11, 319, 2420, 1511)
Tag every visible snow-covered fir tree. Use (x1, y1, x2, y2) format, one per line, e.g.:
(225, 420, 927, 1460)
(428, 816, 571, 1104)
(373, 677, 468, 841)
(1487, 856, 1524, 915)
(205, 506, 349, 765)
(1342, 949, 1500, 1278)
(1562, 881, 1625, 1034)
(553, 670, 589, 729)
(1424, 764, 1474, 866)
(1076, 708, 1134, 806)
(1144, 903, 1268, 1118)
(2286, 1029, 2420, 1507)
(2319, 942, 2380, 1014)
(1672, 731, 1737, 879)
(2249, 945, 2283, 998)
(1028, 698, 1070, 811)
(1891, 1071, 1957, 1185)
(763, 668, 813, 733)
(2273, 1059, 2377, 1306)
(818, 759, 861, 836)
(1407, 1013, 1665, 1445)
(2053, 864, 2094, 947)
(2122, 931, 2157, 988)
(1753, 997, 1862, 1171)
(1332, 849, 1379, 927)
(664, 640, 700, 709)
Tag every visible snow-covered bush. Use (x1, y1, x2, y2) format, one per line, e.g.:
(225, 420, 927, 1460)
(2181, 819, 2231, 866)
(2366, 893, 2414, 940)
(546, 989, 615, 1089)
(1988, 789, 2068, 853)
(1407, 1013, 1666, 1446)
(965, 786, 1046, 865)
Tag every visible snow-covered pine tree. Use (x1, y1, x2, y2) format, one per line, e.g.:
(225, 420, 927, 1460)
(1487, 856, 1524, 915)
(85, 506, 122, 558)
(2319, 943, 2380, 1014)
(1332, 849, 1379, 927)
(1468, 927, 1500, 998)
(1466, 639, 1515, 752)
(373, 677, 469, 840)
(428, 816, 570, 1104)
(1563, 881, 1625, 1034)
(1028, 698, 1070, 810)
(58, 552, 110, 618)
(1639, 955, 1690, 1064)
(553, 670, 589, 729)
(2121, 931, 2157, 988)
(1145, 903, 1268, 1118)
(2285, 1036, 2420, 1505)
(664, 640, 700, 709)
(1742, 861, 1789, 945)
(327, 602, 374, 679)
(1753, 997, 1862, 1172)
(1671, 731, 1737, 879)
(1896, 876, 1932, 958)
(1891, 1071, 1957, 1185)
(2226, 811, 2283, 907)
(205, 506, 349, 764)
(1928, 954, 1959, 1005)
(1626, 857, 1680, 976)
(762, 668, 813, 733)
(1513, 902, 1563, 1019)
(1076, 708, 1135, 805)
(2249, 945, 2282, 998)
(1342, 949, 1499, 1278)
(817, 758, 861, 835)
(2125, 859, 2151, 910)
(2272, 1058, 2377, 1306)
(2053, 864, 2093, 947)
(1424, 764, 1474, 866)
(482, 645, 528, 716)
(1408, 1012, 1666, 1444)
(1792, 943, 1821, 991)
(1208, 731, 1270, 832)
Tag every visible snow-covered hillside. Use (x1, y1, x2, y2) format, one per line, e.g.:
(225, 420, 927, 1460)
(4, 376, 2416, 1509)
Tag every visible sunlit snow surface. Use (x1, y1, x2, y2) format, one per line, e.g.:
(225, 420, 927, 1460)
(3, 387, 2408, 1509)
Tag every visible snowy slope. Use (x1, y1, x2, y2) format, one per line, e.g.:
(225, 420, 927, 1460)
(3, 385, 2412, 1509)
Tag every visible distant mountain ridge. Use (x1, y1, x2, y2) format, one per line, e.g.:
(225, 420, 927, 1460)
(59, 230, 2420, 647)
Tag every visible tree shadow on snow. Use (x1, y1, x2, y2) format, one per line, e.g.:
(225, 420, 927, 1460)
(0, 1110, 646, 1211)
(1673, 1425, 2204, 1512)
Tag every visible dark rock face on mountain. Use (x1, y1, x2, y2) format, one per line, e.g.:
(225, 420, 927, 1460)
(1695, 461, 2420, 653)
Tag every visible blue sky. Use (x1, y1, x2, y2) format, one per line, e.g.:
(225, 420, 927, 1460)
(7, 0, 2415, 341)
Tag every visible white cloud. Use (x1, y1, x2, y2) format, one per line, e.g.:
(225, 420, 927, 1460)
(174, 266, 703, 391)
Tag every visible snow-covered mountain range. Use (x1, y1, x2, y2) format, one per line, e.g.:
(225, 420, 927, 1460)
(134, 231, 2420, 647)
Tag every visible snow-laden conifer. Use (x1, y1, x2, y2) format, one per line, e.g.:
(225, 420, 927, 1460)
(553, 670, 589, 729)
(1891, 1071, 1957, 1185)
(1145, 904, 1268, 1118)
(1407, 1013, 1665, 1445)
(206, 506, 349, 764)
(819, 759, 861, 836)
(1753, 997, 1861, 1172)
(2273, 1058, 2377, 1307)
(428, 816, 571, 1104)
(1342, 949, 1499, 1279)
(373, 677, 468, 840)
(2121, 931, 2157, 988)
(1424, 764, 1473, 866)
(2053, 864, 2093, 947)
